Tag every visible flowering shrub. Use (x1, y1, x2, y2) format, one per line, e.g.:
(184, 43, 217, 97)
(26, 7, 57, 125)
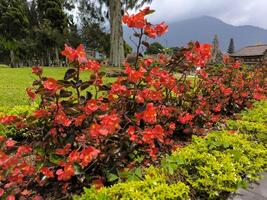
(0, 7, 266, 199)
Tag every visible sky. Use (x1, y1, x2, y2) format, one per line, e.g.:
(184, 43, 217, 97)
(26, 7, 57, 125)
(141, 0, 267, 29)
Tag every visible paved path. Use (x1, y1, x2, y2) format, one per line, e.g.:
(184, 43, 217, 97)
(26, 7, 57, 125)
(229, 172, 267, 200)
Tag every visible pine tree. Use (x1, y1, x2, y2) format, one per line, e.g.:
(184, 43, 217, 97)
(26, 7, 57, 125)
(227, 38, 235, 54)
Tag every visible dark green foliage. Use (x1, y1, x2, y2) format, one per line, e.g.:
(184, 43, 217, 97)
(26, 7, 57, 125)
(0, 0, 29, 66)
(81, 23, 110, 56)
(145, 42, 164, 55)
(0, 0, 83, 67)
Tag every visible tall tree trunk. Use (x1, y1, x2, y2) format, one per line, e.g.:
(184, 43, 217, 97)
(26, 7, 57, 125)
(109, 0, 125, 67)
(55, 46, 61, 66)
(47, 49, 51, 66)
(10, 49, 15, 68)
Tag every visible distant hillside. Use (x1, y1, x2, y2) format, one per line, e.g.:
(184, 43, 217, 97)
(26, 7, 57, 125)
(123, 16, 267, 52)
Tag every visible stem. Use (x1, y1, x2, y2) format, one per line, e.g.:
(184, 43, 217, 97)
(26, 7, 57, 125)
(134, 29, 144, 69)
(76, 64, 81, 104)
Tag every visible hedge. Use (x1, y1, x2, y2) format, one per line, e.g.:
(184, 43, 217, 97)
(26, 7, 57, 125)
(75, 100, 267, 200)
(0, 104, 37, 136)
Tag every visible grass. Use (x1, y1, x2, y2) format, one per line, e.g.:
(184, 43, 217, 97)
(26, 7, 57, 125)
(0, 66, 116, 107)
(0, 65, 196, 108)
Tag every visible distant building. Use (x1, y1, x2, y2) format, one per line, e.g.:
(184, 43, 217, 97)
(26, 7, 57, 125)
(230, 44, 267, 66)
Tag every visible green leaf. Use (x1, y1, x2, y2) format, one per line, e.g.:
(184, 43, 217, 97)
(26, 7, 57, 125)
(74, 163, 85, 175)
(134, 167, 142, 179)
(107, 173, 119, 182)
(49, 154, 63, 165)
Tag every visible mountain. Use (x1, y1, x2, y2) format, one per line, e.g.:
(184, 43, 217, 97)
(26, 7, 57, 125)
(123, 16, 267, 52)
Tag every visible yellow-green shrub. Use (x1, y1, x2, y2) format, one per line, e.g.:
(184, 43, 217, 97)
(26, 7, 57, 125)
(227, 100, 267, 142)
(0, 104, 37, 136)
(74, 167, 189, 200)
(162, 131, 267, 199)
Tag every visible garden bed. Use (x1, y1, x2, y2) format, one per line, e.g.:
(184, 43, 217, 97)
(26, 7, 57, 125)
(75, 101, 267, 200)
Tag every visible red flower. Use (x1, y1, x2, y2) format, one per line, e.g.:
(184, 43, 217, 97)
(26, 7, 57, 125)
(0, 188, 4, 197)
(127, 126, 138, 141)
(68, 150, 80, 163)
(44, 78, 60, 92)
(55, 110, 71, 127)
(33, 109, 50, 119)
(122, 11, 146, 29)
(110, 81, 128, 96)
(124, 63, 146, 83)
(16, 145, 32, 156)
(142, 125, 165, 145)
(84, 100, 98, 115)
(79, 146, 100, 168)
(140, 103, 157, 124)
(185, 42, 211, 67)
(61, 44, 87, 64)
(56, 143, 71, 155)
(198, 70, 208, 79)
(144, 58, 153, 66)
(61, 44, 77, 62)
(7, 195, 15, 200)
(213, 103, 222, 113)
(232, 60, 241, 69)
(221, 87, 233, 96)
(81, 60, 100, 72)
(253, 92, 265, 100)
(0, 115, 17, 125)
(146, 147, 158, 159)
(0, 135, 5, 142)
(40, 167, 54, 178)
(26, 88, 36, 100)
(32, 66, 43, 76)
(178, 113, 194, 124)
(74, 114, 87, 127)
(153, 125, 164, 143)
(169, 122, 176, 130)
(144, 25, 157, 38)
(76, 44, 88, 64)
(56, 163, 75, 181)
(155, 22, 168, 36)
(5, 139, 16, 147)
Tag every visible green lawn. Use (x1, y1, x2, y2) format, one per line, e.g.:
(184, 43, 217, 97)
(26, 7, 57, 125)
(0, 66, 116, 107)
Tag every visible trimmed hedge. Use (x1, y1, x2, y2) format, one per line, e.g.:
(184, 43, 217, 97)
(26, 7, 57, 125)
(75, 101, 267, 200)
(0, 104, 37, 136)
(227, 101, 267, 143)
(162, 131, 266, 199)
(74, 167, 190, 200)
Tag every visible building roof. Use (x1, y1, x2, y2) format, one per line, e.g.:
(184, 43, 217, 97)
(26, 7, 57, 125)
(231, 44, 267, 57)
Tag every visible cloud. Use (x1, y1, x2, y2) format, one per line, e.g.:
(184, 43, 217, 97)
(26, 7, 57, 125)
(141, 0, 267, 29)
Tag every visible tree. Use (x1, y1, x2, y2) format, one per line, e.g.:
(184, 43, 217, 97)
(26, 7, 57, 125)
(36, 0, 69, 66)
(0, 0, 29, 67)
(81, 22, 110, 56)
(78, 0, 153, 67)
(210, 34, 223, 64)
(227, 38, 235, 54)
(145, 42, 164, 55)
